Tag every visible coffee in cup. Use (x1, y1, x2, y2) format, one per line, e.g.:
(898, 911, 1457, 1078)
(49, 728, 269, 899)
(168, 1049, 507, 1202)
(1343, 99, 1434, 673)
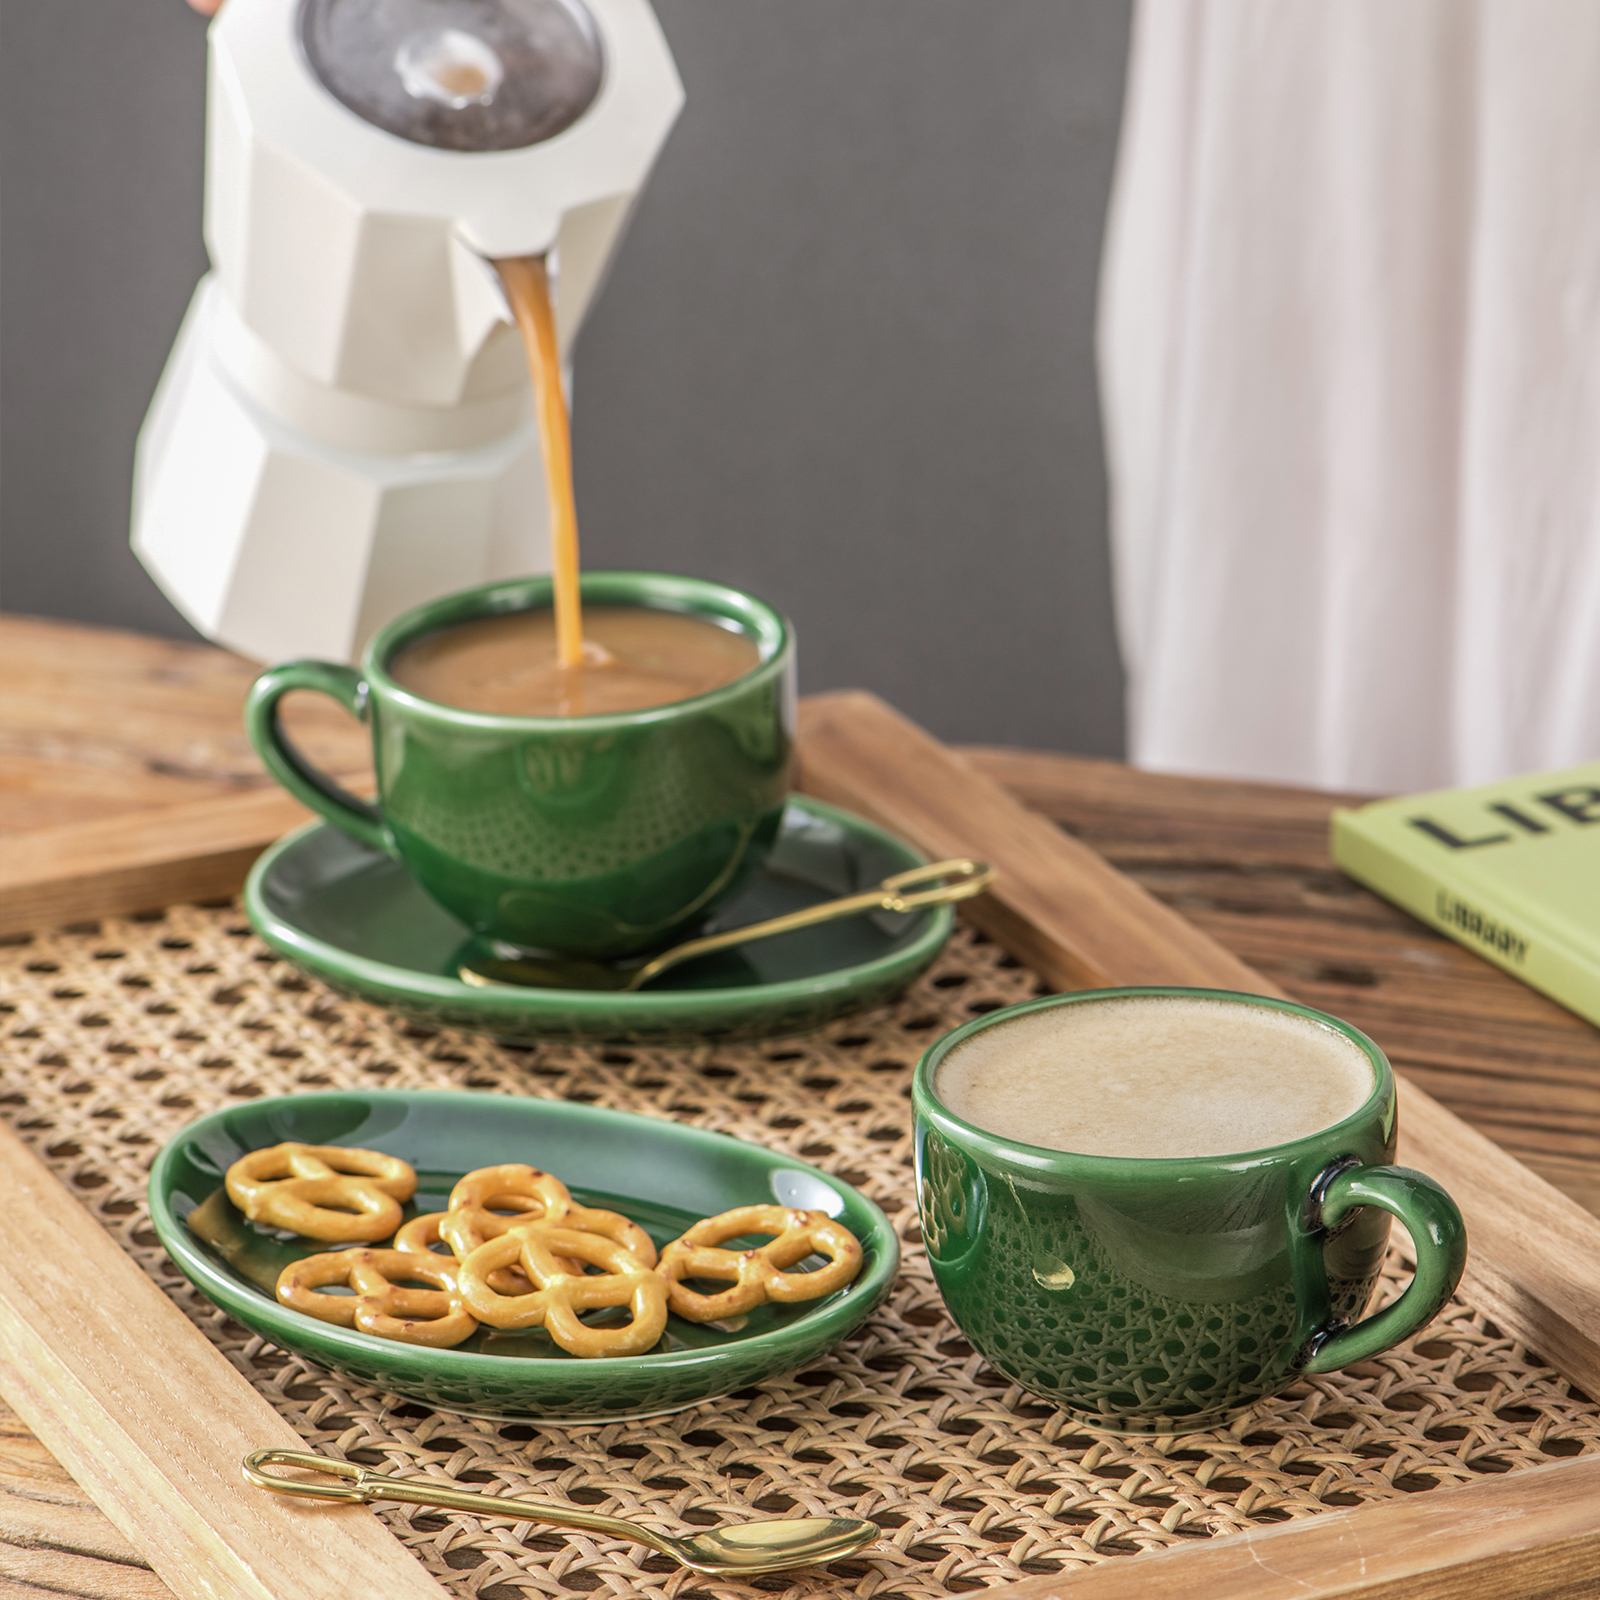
(914, 987, 1467, 1433)
(389, 605, 761, 718)
(245, 572, 793, 960)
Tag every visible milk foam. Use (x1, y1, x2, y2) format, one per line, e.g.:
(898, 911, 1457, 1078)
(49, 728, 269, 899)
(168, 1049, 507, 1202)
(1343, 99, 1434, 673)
(934, 996, 1375, 1159)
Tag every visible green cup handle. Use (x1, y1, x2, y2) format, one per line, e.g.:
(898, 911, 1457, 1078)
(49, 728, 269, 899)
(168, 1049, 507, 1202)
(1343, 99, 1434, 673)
(244, 661, 389, 854)
(1300, 1163, 1467, 1374)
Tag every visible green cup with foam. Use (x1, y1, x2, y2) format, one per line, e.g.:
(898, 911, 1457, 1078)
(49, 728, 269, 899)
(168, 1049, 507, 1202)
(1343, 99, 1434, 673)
(913, 987, 1467, 1433)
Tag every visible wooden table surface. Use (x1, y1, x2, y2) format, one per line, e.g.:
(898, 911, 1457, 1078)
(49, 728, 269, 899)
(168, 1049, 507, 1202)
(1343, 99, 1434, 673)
(3, 613, 1598, 1598)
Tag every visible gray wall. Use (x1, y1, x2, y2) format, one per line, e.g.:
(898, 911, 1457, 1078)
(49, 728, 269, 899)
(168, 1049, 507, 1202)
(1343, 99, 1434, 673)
(1, 0, 1129, 755)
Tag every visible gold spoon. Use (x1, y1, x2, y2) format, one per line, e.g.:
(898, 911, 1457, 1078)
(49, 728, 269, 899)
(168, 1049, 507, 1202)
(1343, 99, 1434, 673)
(457, 857, 994, 992)
(243, 1449, 879, 1575)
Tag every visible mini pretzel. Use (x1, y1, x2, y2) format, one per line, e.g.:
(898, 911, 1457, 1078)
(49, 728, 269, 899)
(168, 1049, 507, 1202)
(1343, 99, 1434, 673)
(658, 1206, 863, 1322)
(394, 1210, 546, 1295)
(277, 1249, 478, 1348)
(457, 1225, 667, 1357)
(227, 1143, 417, 1242)
(447, 1165, 658, 1267)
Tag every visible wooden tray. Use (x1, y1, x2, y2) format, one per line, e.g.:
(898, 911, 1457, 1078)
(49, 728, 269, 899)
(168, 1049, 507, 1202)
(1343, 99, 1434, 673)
(2, 689, 1598, 1599)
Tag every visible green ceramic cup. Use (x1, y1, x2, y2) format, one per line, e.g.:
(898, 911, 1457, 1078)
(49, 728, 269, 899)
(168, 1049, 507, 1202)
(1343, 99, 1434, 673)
(245, 573, 794, 960)
(913, 987, 1468, 1434)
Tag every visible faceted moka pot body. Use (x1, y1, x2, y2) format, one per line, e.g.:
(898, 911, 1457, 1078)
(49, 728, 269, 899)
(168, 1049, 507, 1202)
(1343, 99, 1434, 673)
(133, 0, 682, 664)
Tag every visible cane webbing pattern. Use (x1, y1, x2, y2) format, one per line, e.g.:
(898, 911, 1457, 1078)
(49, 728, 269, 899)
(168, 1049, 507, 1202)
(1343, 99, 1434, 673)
(2, 905, 1597, 1600)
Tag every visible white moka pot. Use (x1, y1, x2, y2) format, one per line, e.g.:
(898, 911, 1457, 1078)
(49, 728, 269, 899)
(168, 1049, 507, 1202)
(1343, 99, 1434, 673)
(133, 0, 682, 663)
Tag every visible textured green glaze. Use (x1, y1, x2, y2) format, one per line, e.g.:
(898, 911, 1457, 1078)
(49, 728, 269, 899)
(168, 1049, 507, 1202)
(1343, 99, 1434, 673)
(149, 1090, 898, 1421)
(913, 988, 1467, 1434)
(242, 798, 952, 1042)
(245, 573, 794, 960)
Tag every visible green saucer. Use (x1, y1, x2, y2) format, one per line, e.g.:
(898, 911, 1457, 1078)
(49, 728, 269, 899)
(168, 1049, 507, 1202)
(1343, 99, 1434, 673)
(243, 797, 951, 1041)
(149, 1089, 900, 1421)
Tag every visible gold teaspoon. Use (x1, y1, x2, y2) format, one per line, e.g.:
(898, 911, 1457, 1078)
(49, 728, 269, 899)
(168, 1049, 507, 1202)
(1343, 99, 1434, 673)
(243, 1449, 879, 1575)
(457, 857, 994, 992)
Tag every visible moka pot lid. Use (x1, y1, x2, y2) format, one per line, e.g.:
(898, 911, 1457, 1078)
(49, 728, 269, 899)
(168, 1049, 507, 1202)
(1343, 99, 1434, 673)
(209, 0, 682, 258)
(299, 0, 606, 153)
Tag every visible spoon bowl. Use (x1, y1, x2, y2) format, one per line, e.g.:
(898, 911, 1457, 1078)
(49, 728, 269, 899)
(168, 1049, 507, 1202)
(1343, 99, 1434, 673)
(673, 1516, 880, 1573)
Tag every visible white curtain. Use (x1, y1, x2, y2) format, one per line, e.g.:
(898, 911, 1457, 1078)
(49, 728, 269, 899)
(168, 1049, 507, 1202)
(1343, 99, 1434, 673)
(1099, 0, 1600, 793)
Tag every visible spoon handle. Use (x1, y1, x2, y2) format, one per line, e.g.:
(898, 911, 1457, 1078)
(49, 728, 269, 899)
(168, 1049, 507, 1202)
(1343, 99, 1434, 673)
(625, 856, 994, 990)
(243, 1449, 672, 1553)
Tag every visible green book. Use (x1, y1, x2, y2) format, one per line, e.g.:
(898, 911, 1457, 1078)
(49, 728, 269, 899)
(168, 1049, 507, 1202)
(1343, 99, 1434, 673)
(1330, 760, 1600, 1027)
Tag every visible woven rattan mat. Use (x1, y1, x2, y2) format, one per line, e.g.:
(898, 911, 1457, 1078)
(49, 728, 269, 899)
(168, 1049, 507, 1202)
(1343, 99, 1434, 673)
(3, 904, 1598, 1600)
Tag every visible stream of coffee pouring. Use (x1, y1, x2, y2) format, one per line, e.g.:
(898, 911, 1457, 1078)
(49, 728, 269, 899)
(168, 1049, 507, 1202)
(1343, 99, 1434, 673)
(495, 254, 587, 711)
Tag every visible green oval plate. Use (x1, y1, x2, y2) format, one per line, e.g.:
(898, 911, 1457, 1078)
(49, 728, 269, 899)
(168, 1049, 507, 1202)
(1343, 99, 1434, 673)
(243, 797, 950, 1042)
(149, 1089, 899, 1421)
